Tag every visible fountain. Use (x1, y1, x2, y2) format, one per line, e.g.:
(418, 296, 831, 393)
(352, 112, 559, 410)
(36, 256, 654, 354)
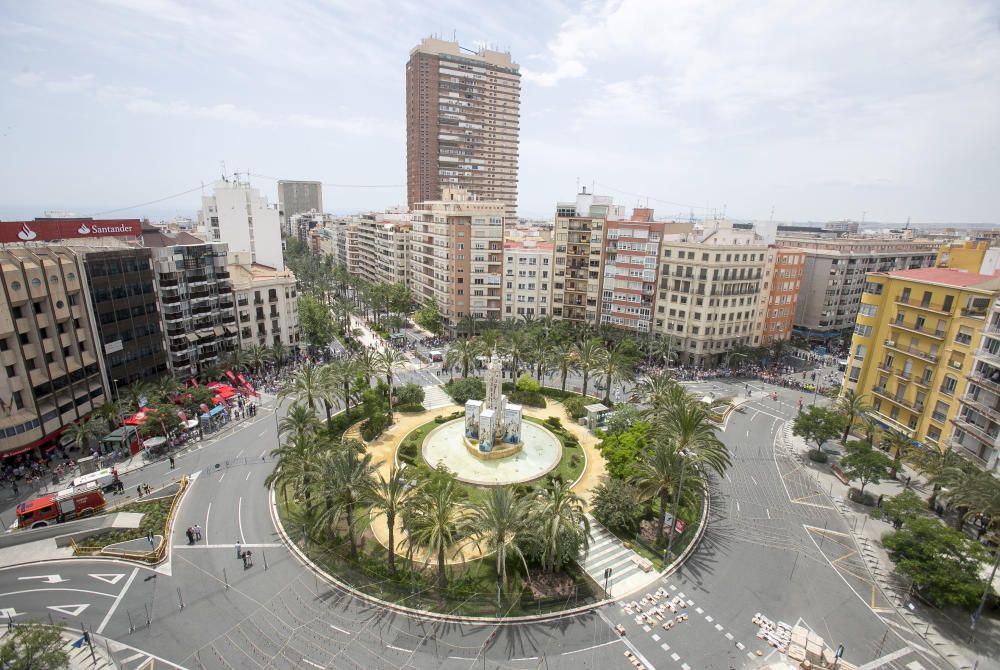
(421, 351, 563, 486)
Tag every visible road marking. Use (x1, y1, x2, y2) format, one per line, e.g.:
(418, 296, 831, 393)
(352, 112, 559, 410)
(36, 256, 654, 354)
(736, 501, 741, 514)
(560, 640, 620, 656)
(218, 473, 225, 483)
(660, 643, 670, 651)
(705, 615, 714, 622)
(0, 608, 23, 619)
(736, 642, 745, 650)
(236, 449, 244, 459)
(766, 508, 771, 519)
(18, 574, 67, 584)
(714, 624, 724, 631)
(120, 652, 145, 664)
(97, 567, 138, 634)
(858, 646, 913, 670)
(749, 476, 758, 486)
(89, 574, 125, 585)
(302, 659, 324, 669)
(330, 624, 351, 635)
(245, 471, 252, 481)
(651, 633, 660, 641)
(511, 657, 537, 662)
(386, 644, 411, 653)
(681, 664, 690, 670)
(448, 656, 472, 660)
(204, 502, 211, 545)
(671, 652, 680, 661)
(725, 472, 731, 482)
(695, 607, 703, 614)
(258, 431, 267, 439)
(258, 449, 267, 460)
(48, 604, 90, 617)
(173, 543, 282, 549)
(238, 496, 246, 544)
(725, 632, 734, 640)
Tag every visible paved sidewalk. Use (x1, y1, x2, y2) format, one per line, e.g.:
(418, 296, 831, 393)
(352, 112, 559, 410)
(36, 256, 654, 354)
(0, 626, 114, 669)
(782, 424, 1000, 670)
(580, 516, 656, 598)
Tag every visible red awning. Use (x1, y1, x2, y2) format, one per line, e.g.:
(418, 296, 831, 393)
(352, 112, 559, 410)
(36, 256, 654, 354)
(123, 407, 153, 426)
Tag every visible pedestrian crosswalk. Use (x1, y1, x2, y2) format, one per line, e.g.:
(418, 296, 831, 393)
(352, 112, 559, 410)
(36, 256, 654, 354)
(421, 384, 455, 410)
(581, 517, 659, 598)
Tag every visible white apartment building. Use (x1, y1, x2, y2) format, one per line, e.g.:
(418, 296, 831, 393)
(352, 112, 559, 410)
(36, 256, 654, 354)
(409, 188, 507, 331)
(228, 251, 300, 351)
(354, 213, 411, 287)
(951, 297, 1000, 472)
(653, 220, 769, 366)
(198, 178, 283, 270)
(503, 240, 553, 321)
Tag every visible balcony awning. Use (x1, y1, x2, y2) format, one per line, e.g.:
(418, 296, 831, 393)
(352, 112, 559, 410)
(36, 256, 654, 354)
(185, 333, 198, 343)
(213, 326, 225, 337)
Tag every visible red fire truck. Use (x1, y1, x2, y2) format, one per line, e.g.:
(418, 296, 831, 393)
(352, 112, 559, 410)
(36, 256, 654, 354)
(15, 483, 106, 529)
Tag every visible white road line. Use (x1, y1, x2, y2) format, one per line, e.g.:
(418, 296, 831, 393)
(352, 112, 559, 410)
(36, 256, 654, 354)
(96, 567, 138, 634)
(750, 476, 758, 486)
(258, 431, 267, 438)
(218, 473, 225, 483)
(245, 472, 252, 481)
(511, 657, 537, 662)
(236, 449, 244, 459)
(386, 644, 411, 652)
(120, 652, 146, 664)
(330, 624, 351, 635)
(204, 502, 211, 545)
(560, 640, 620, 656)
(725, 472, 732, 482)
(237, 497, 245, 544)
(448, 656, 472, 660)
(858, 646, 914, 669)
(0, 587, 114, 599)
(173, 543, 281, 549)
(736, 501, 741, 514)
(259, 449, 267, 460)
(302, 659, 324, 669)
(766, 508, 771, 519)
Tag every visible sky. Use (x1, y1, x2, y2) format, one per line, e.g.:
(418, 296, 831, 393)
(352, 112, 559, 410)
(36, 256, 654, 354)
(1, 0, 999, 224)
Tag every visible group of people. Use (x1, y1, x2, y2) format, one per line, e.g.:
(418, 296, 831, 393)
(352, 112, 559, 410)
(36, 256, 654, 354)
(185, 524, 203, 544)
(235, 541, 254, 568)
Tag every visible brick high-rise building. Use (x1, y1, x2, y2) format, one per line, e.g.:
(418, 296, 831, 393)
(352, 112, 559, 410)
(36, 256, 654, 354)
(406, 37, 520, 217)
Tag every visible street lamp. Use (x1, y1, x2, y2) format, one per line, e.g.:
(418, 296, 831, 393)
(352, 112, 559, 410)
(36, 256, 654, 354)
(665, 450, 691, 562)
(970, 547, 1000, 641)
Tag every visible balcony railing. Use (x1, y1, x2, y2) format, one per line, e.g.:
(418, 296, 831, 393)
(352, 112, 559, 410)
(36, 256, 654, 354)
(884, 340, 937, 363)
(961, 396, 1000, 425)
(890, 321, 945, 339)
(952, 415, 1000, 446)
(968, 372, 1000, 396)
(894, 295, 952, 315)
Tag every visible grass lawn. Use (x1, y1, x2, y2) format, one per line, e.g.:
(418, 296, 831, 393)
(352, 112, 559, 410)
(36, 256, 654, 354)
(73, 496, 174, 553)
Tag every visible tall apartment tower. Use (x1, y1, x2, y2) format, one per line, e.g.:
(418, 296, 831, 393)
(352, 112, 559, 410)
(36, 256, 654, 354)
(406, 37, 521, 218)
(198, 178, 283, 271)
(277, 180, 323, 236)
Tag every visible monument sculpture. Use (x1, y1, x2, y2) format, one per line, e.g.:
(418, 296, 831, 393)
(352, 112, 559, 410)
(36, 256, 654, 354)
(464, 351, 523, 459)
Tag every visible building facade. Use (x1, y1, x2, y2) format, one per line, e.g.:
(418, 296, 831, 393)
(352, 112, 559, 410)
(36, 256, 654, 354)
(757, 246, 806, 347)
(143, 230, 238, 378)
(843, 268, 1000, 450)
(79, 247, 167, 388)
(353, 213, 412, 287)
(277, 180, 323, 235)
(951, 297, 1000, 471)
(0, 247, 108, 460)
(228, 251, 300, 351)
(653, 221, 768, 366)
(406, 37, 521, 217)
(503, 240, 553, 321)
(599, 210, 662, 333)
(198, 178, 283, 271)
(777, 236, 939, 338)
(409, 188, 506, 331)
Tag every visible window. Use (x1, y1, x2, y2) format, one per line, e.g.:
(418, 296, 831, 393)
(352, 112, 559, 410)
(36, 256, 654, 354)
(853, 323, 872, 337)
(858, 304, 878, 317)
(941, 375, 957, 395)
(849, 366, 861, 383)
(864, 281, 883, 296)
(854, 344, 866, 360)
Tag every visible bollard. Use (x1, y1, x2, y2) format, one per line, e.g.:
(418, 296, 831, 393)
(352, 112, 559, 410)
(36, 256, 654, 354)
(127, 611, 134, 633)
(262, 550, 268, 571)
(177, 587, 185, 609)
(144, 604, 150, 627)
(224, 568, 229, 590)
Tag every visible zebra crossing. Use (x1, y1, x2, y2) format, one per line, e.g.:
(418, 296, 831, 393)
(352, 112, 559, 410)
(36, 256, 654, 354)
(582, 517, 660, 598)
(421, 384, 456, 410)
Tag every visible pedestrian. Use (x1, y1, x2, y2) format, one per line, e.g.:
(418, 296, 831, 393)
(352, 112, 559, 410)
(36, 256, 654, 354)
(236, 540, 242, 559)
(194, 524, 202, 541)
(244, 549, 253, 568)
(137, 485, 143, 498)
(186, 527, 194, 545)
(147, 531, 155, 547)
(904, 475, 911, 489)
(241, 551, 248, 569)
(144, 483, 151, 495)
(169, 455, 175, 469)
(876, 494, 884, 508)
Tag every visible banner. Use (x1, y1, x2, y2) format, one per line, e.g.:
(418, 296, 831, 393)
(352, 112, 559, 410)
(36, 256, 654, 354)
(237, 373, 257, 396)
(0, 218, 141, 243)
(224, 370, 239, 385)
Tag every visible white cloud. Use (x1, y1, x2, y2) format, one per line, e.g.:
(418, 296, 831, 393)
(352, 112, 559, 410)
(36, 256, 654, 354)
(12, 71, 94, 92)
(287, 113, 404, 139)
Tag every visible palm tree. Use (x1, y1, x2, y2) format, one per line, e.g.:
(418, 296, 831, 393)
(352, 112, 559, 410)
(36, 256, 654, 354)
(646, 334, 679, 368)
(630, 370, 681, 407)
(548, 340, 576, 392)
(374, 347, 408, 417)
(245, 344, 272, 374)
(270, 342, 289, 368)
(910, 443, 966, 511)
(278, 402, 321, 441)
(632, 440, 685, 544)
(153, 377, 181, 405)
(527, 329, 554, 383)
(367, 465, 412, 575)
(534, 480, 590, 573)
(950, 469, 1000, 524)
(122, 382, 154, 412)
(327, 357, 357, 410)
(469, 487, 534, 592)
(572, 338, 607, 399)
(882, 432, 912, 479)
(409, 474, 471, 589)
(666, 396, 732, 476)
(63, 418, 100, 454)
(598, 340, 635, 405)
(837, 390, 872, 444)
(279, 365, 327, 415)
(445, 338, 481, 379)
(308, 444, 376, 558)
(502, 330, 530, 378)
(92, 401, 122, 433)
(265, 431, 322, 506)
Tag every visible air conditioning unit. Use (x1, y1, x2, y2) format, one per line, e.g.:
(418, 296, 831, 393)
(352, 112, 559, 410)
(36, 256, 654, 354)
(885, 340, 895, 347)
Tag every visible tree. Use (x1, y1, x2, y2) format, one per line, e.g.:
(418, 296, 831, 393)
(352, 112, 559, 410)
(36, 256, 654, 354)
(515, 373, 541, 394)
(298, 294, 336, 349)
(910, 444, 968, 511)
(445, 338, 481, 379)
(598, 340, 636, 405)
(63, 418, 100, 454)
(444, 377, 484, 405)
(572, 338, 607, 399)
(645, 334, 679, 368)
(245, 344, 272, 373)
(597, 421, 650, 481)
(839, 442, 892, 497)
(270, 341, 289, 367)
(949, 468, 1000, 522)
(279, 365, 328, 415)
(792, 406, 846, 453)
(547, 340, 576, 392)
(592, 478, 643, 535)
(308, 442, 375, 558)
(882, 431, 913, 479)
(265, 431, 321, 506)
(872, 490, 925, 527)
(139, 402, 182, 439)
(533, 480, 590, 573)
(882, 517, 990, 609)
(92, 401, 122, 433)
(469, 487, 534, 591)
(278, 402, 321, 442)
(836, 390, 872, 444)
(395, 383, 425, 408)
(367, 465, 412, 576)
(374, 347, 408, 417)
(409, 473, 470, 589)
(0, 624, 69, 670)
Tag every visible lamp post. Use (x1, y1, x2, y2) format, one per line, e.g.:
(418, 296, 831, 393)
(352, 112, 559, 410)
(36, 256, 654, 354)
(665, 450, 690, 561)
(970, 547, 1000, 641)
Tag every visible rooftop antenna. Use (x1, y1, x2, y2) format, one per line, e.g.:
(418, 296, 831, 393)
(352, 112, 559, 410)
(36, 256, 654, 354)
(769, 206, 775, 223)
(220, 161, 227, 180)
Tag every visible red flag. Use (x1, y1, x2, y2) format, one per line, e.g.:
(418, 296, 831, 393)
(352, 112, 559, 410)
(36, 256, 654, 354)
(190, 378, 198, 387)
(237, 373, 257, 396)
(224, 370, 239, 385)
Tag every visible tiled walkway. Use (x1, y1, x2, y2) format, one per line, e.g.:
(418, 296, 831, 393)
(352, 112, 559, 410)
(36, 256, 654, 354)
(582, 517, 658, 598)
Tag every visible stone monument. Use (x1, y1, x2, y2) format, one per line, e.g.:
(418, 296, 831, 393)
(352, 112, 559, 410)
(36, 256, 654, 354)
(464, 350, 523, 459)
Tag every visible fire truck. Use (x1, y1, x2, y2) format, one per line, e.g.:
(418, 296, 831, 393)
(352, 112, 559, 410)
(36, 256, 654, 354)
(15, 482, 106, 529)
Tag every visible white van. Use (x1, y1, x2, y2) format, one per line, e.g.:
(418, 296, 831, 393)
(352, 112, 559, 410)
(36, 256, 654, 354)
(71, 468, 117, 493)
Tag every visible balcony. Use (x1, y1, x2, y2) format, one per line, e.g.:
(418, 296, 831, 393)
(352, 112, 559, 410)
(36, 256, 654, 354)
(961, 307, 988, 319)
(884, 340, 937, 364)
(952, 415, 1000, 446)
(871, 386, 922, 413)
(962, 395, 1000, 424)
(890, 320, 945, 340)
(894, 295, 952, 315)
(968, 371, 1000, 397)
(976, 348, 1000, 369)
(871, 409, 916, 437)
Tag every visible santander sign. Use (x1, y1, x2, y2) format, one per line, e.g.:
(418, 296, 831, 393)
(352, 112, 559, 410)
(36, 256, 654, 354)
(1, 218, 141, 243)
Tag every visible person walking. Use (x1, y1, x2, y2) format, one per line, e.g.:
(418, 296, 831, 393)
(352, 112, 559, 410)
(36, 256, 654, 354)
(136, 485, 143, 498)
(169, 455, 175, 469)
(193, 524, 202, 541)
(236, 540, 242, 559)
(186, 527, 195, 545)
(147, 531, 155, 547)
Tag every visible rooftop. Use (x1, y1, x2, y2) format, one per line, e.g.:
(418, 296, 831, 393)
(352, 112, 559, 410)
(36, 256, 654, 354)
(877, 266, 1000, 289)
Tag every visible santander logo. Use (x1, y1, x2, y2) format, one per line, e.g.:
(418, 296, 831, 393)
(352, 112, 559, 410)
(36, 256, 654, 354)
(77, 223, 91, 235)
(17, 223, 37, 241)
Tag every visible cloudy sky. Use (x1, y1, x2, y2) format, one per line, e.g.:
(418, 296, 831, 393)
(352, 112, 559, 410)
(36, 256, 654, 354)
(1, 0, 998, 223)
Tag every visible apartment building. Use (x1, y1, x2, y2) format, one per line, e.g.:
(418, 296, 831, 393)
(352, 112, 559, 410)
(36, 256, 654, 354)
(78, 246, 168, 387)
(951, 297, 1000, 471)
(552, 190, 626, 326)
(406, 37, 521, 217)
(600, 209, 662, 333)
(0, 247, 108, 460)
(288, 211, 332, 248)
(844, 267, 1000, 450)
(277, 180, 323, 235)
(354, 213, 412, 287)
(755, 246, 807, 347)
(777, 236, 939, 338)
(409, 188, 507, 331)
(653, 221, 769, 366)
(142, 229, 238, 378)
(198, 177, 283, 270)
(503, 240, 553, 321)
(228, 251, 300, 350)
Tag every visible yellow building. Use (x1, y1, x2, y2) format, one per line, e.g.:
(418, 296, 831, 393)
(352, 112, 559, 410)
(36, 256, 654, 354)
(844, 267, 1000, 449)
(935, 240, 990, 273)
